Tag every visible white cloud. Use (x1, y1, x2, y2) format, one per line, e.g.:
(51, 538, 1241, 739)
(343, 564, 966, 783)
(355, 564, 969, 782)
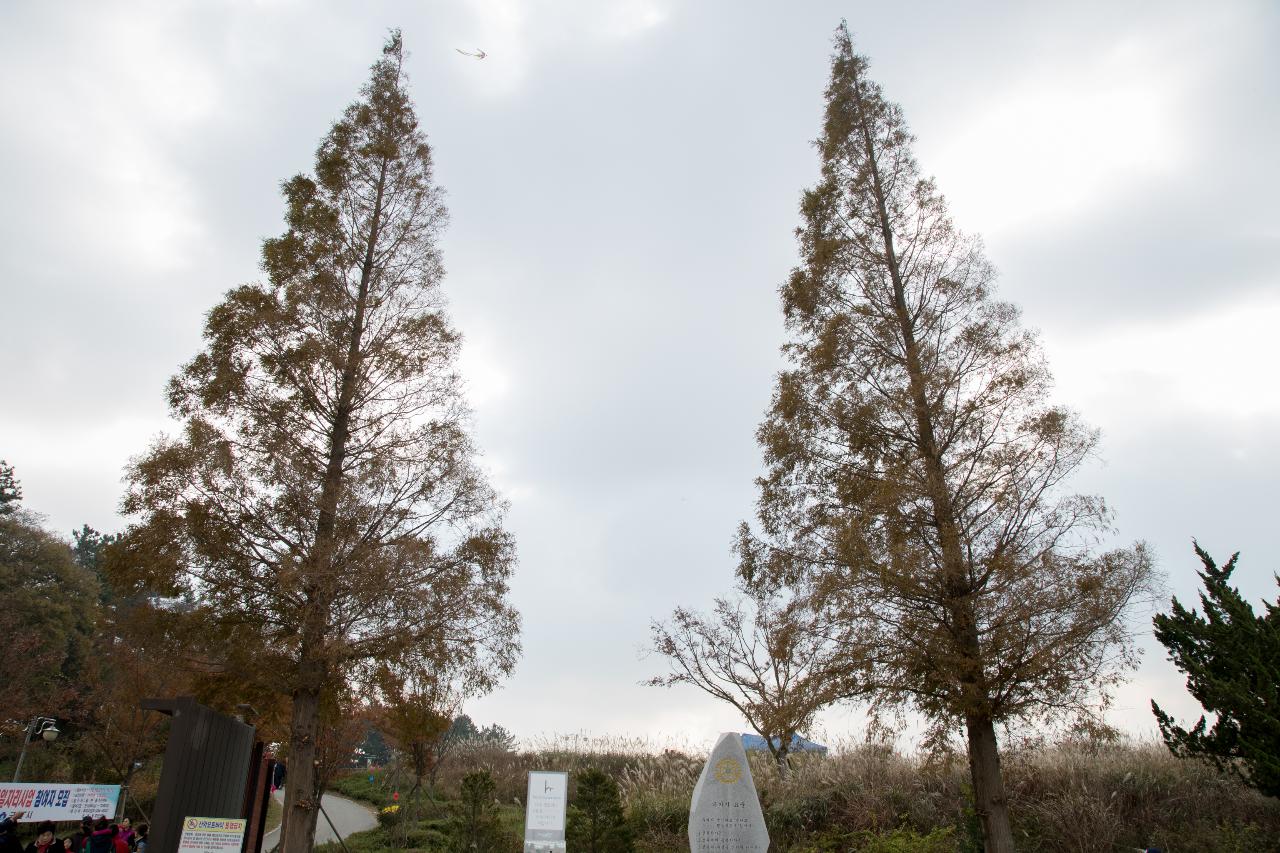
(1046, 291, 1280, 430)
(458, 329, 514, 408)
(599, 0, 668, 39)
(0, 2, 219, 272)
(458, 0, 672, 95)
(926, 7, 1251, 237)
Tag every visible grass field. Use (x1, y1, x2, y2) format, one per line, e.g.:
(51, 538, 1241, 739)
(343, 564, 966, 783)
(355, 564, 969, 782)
(323, 737, 1280, 852)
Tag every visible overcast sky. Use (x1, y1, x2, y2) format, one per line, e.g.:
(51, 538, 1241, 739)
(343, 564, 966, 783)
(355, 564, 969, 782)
(2, 0, 1277, 751)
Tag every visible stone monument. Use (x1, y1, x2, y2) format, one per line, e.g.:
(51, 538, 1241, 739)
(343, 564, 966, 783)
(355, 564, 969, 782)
(688, 732, 770, 852)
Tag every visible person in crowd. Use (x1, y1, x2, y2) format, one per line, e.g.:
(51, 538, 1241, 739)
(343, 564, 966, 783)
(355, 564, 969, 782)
(23, 821, 59, 853)
(86, 819, 113, 853)
(0, 818, 24, 853)
(129, 827, 146, 853)
(114, 821, 131, 851)
(109, 826, 127, 853)
(67, 818, 92, 853)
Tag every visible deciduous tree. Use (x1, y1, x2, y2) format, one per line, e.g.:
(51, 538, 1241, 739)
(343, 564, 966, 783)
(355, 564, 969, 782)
(67, 604, 191, 789)
(737, 24, 1154, 850)
(118, 32, 519, 853)
(373, 658, 460, 805)
(0, 501, 98, 743)
(648, 589, 847, 776)
(1152, 543, 1280, 797)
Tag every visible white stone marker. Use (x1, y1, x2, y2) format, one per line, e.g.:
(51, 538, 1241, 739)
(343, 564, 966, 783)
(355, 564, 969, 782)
(688, 733, 770, 852)
(524, 770, 568, 853)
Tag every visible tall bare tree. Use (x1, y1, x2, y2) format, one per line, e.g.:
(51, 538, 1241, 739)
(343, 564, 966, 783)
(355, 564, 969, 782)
(648, 589, 847, 776)
(120, 32, 519, 853)
(737, 24, 1154, 851)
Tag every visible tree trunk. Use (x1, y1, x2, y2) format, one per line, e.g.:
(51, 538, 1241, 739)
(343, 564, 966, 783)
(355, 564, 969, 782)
(847, 55, 1016, 853)
(280, 674, 323, 853)
(767, 732, 793, 779)
(965, 714, 1015, 853)
(280, 160, 388, 853)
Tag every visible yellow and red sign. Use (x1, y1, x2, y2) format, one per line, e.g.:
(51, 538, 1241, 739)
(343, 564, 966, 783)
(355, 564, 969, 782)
(176, 817, 247, 853)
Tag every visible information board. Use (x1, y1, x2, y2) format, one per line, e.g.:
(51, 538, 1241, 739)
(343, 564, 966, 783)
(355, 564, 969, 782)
(176, 817, 247, 853)
(0, 784, 121, 823)
(523, 771, 567, 853)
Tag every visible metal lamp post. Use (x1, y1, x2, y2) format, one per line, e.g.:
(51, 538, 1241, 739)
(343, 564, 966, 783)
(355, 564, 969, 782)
(12, 717, 59, 782)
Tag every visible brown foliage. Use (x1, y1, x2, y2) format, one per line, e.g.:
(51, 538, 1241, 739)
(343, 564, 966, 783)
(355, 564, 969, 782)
(739, 23, 1157, 851)
(115, 31, 519, 853)
(371, 661, 459, 797)
(648, 589, 849, 776)
(0, 511, 97, 744)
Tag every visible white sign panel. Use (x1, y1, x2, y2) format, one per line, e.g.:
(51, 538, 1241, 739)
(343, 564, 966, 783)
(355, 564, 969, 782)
(176, 817, 247, 853)
(523, 771, 567, 853)
(0, 784, 121, 823)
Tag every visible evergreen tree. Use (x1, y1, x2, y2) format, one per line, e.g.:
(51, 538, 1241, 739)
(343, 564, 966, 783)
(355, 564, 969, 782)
(445, 770, 510, 852)
(0, 460, 21, 514)
(118, 31, 519, 853)
(447, 714, 479, 742)
(358, 725, 391, 766)
(738, 24, 1153, 851)
(567, 769, 634, 853)
(475, 722, 516, 750)
(71, 525, 118, 575)
(1152, 543, 1280, 797)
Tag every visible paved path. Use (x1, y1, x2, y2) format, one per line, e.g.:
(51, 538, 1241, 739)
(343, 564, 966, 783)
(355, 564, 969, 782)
(264, 791, 377, 851)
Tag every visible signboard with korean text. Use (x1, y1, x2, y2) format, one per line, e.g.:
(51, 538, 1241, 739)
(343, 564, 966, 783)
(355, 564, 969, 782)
(0, 784, 121, 823)
(176, 817, 247, 853)
(523, 771, 567, 853)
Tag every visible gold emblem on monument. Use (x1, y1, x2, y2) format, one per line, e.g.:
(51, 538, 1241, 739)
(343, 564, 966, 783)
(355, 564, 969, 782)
(713, 757, 742, 784)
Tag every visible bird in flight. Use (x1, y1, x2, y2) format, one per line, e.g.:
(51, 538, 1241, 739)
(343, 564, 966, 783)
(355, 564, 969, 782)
(455, 48, 487, 59)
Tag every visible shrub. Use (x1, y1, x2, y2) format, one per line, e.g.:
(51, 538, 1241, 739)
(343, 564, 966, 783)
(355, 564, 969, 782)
(328, 738, 1280, 851)
(568, 768, 635, 853)
(375, 804, 399, 829)
(445, 769, 515, 852)
(330, 769, 393, 808)
(857, 827, 956, 853)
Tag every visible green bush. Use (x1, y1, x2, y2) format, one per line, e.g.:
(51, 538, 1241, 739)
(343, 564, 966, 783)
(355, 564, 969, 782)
(787, 826, 956, 853)
(330, 770, 393, 808)
(568, 768, 635, 852)
(327, 740, 1280, 851)
(375, 803, 400, 829)
(445, 769, 515, 852)
(859, 827, 956, 853)
(627, 792, 688, 837)
(765, 791, 835, 846)
(313, 826, 391, 853)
